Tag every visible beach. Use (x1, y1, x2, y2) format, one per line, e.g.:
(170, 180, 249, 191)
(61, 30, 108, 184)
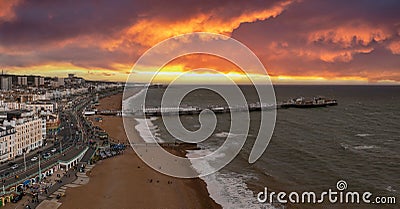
(59, 93, 220, 209)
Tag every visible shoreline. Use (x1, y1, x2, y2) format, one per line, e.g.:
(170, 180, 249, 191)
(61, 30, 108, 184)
(59, 91, 221, 209)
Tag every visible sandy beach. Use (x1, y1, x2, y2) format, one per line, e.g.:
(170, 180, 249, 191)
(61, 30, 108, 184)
(59, 92, 220, 209)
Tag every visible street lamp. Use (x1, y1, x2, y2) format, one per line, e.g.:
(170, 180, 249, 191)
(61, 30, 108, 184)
(22, 148, 27, 172)
(37, 151, 42, 182)
(60, 135, 63, 154)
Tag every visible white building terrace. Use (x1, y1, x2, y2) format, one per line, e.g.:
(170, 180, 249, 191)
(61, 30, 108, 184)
(0, 126, 16, 163)
(0, 110, 45, 161)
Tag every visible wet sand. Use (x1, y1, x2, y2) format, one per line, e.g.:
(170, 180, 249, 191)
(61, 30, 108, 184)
(59, 93, 220, 209)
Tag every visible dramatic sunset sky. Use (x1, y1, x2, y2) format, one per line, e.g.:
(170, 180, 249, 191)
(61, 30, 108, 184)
(0, 0, 399, 84)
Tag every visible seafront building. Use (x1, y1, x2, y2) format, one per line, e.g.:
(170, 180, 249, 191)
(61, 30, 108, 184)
(0, 100, 58, 139)
(0, 72, 124, 207)
(26, 101, 57, 113)
(0, 126, 16, 163)
(0, 110, 44, 161)
(43, 112, 59, 139)
(0, 73, 123, 164)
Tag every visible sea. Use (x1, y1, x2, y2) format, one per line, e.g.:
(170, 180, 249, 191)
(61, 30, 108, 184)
(123, 85, 400, 209)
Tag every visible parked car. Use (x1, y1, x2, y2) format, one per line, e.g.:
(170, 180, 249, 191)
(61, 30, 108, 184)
(105, 151, 112, 157)
(100, 151, 107, 159)
(43, 152, 51, 159)
(11, 164, 19, 170)
(51, 148, 57, 153)
(11, 194, 23, 203)
(31, 156, 38, 162)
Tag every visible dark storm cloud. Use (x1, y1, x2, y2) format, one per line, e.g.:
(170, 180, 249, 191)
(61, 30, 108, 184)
(0, 0, 141, 46)
(0, 0, 284, 47)
(0, 0, 287, 70)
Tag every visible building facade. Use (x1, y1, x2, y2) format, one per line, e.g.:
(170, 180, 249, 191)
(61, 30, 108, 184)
(26, 102, 57, 113)
(0, 77, 12, 91)
(1, 110, 44, 160)
(0, 126, 16, 163)
(17, 77, 28, 86)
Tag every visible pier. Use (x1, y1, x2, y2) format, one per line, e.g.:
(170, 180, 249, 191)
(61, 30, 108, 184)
(97, 110, 122, 115)
(88, 97, 338, 117)
(141, 97, 337, 116)
(131, 142, 199, 149)
(142, 103, 275, 116)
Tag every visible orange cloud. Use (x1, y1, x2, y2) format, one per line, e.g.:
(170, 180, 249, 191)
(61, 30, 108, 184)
(108, 0, 294, 48)
(268, 41, 374, 63)
(164, 54, 242, 73)
(131, 53, 274, 84)
(308, 23, 390, 48)
(318, 48, 374, 62)
(132, 53, 396, 84)
(0, 0, 21, 22)
(387, 40, 400, 54)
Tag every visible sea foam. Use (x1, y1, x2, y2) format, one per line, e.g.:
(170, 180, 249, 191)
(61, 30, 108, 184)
(186, 149, 276, 209)
(134, 117, 164, 143)
(355, 133, 373, 137)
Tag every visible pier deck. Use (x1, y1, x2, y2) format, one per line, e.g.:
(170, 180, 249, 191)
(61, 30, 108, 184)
(93, 98, 337, 117)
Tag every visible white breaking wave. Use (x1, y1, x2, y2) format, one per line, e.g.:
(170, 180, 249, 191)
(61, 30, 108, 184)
(125, 89, 273, 208)
(124, 88, 164, 143)
(186, 149, 276, 209)
(355, 133, 373, 137)
(134, 118, 164, 143)
(353, 145, 378, 150)
(122, 88, 146, 113)
(215, 132, 250, 138)
(385, 186, 397, 193)
(341, 143, 379, 151)
(340, 142, 350, 150)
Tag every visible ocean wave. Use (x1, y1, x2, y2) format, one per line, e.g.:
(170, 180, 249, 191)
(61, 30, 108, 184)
(186, 150, 275, 209)
(385, 186, 397, 193)
(340, 143, 350, 150)
(134, 118, 164, 143)
(340, 143, 379, 151)
(215, 132, 250, 138)
(353, 145, 379, 150)
(355, 133, 373, 137)
(125, 89, 164, 143)
(122, 88, 146, 112)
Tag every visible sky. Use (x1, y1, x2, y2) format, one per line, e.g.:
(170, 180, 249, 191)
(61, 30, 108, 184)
(0, 0, 399, 84)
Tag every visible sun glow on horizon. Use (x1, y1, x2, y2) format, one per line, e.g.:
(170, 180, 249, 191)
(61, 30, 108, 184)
(4, 62, 399, 85)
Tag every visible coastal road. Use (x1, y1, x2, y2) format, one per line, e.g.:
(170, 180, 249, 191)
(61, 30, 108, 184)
(0, 88, 120, 208)
(0, 112, 81, 186)
(0, 104, 80, 181)
(0, 88, 120, 189)
(0, 146, 87, 188)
